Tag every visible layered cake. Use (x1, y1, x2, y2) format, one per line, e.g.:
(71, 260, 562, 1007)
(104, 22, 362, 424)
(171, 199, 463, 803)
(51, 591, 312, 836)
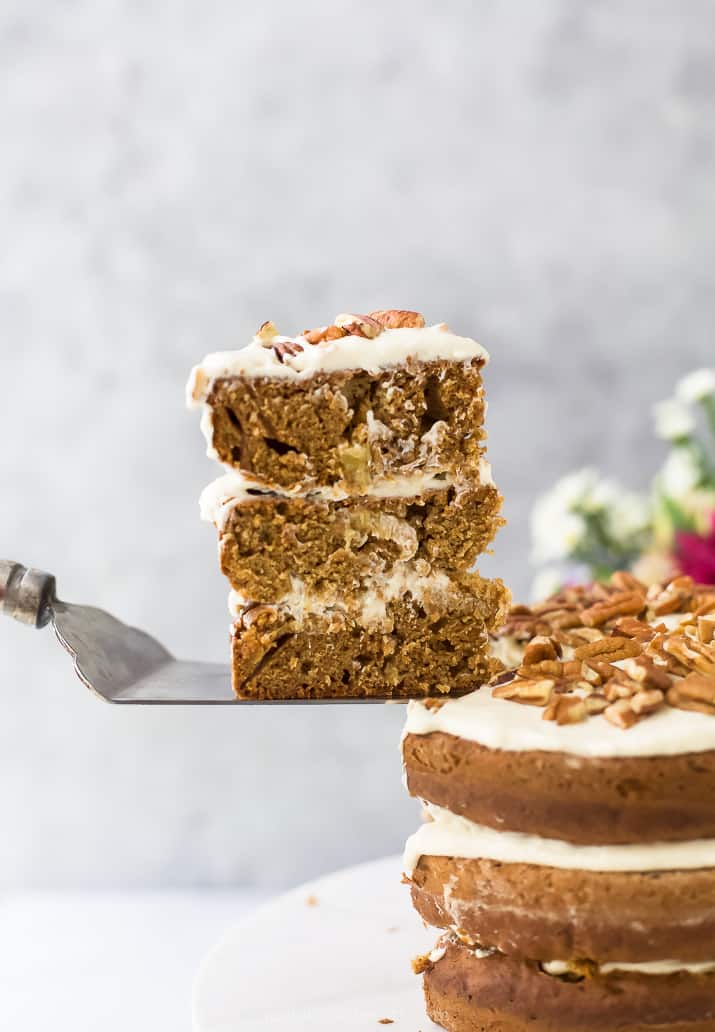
(188, 309, 510, 699)
(402, 572, 715, 1031)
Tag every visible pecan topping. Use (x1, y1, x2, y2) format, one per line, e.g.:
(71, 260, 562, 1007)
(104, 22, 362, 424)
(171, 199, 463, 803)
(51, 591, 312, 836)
(489, 570, 715, 730)
(543, 694, 587, 725)
(368, 309, 426, 329)
(302, 324, 348, 345)
(493, 678, 554, 706)
(334, 313, 383, 338)
(668, 674, 715, 715)
(272, 339, 304, 363)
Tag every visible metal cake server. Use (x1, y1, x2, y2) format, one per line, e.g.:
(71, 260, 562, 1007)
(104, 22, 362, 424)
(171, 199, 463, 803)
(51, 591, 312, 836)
(0, 560, 394, 704)
(0, 559, 237, 704)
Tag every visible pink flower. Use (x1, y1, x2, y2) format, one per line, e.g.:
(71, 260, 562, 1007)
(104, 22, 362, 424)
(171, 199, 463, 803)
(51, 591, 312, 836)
(675, 512, 715, 585)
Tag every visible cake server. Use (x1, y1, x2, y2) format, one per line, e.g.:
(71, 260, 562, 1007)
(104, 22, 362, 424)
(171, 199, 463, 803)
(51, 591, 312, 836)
(0, 559, 241, 703)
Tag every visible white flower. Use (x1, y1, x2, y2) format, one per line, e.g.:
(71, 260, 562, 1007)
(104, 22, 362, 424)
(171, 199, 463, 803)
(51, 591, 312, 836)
(676, 368, 715, 405)
(530, 470, 597, 563)
(658, 448, 702, 497)
(605, 492, 651, 541)
(653, 399, 696, 441)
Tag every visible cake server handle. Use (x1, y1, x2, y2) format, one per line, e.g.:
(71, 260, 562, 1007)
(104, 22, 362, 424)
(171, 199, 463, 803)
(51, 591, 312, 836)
(0, 560, 56, 629)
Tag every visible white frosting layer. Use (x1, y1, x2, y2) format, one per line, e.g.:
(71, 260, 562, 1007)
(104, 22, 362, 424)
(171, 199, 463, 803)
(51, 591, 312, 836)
(230, 565, 456, 631)
(402, 804, 715, 875)
(199, 464, 493, 529)
(403, 673, 715, 758)
(542, 958, 715, 977)
(187, 324, 488, 399)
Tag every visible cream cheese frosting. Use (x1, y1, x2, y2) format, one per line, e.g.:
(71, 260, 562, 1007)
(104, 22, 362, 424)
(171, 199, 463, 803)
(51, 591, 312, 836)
(229, 565, 458, 632)
(199, 464, 493, 528)
(402, 803, 715, 875)
(402, 671, 715, 759)
(542, 958, 715, 977)
(186, 324, 488, 401)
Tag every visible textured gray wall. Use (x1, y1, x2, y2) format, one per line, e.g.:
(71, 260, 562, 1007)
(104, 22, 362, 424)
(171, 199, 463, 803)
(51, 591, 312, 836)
(1, 0, 714, 888)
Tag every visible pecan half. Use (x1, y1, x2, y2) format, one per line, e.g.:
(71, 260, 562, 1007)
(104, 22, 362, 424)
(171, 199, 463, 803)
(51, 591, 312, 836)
(334, 313, 383, 338)
(272, 339, 304, 363)
(573, 637, 642, 663)
(368, 309, 426, 329)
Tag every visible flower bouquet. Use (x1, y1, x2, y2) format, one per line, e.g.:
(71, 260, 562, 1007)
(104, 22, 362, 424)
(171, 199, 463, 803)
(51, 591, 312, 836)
(531, 368, 715, 595)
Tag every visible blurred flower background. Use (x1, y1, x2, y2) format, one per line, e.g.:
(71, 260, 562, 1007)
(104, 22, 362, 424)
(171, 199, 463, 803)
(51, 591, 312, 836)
(531, 368, 715, 594)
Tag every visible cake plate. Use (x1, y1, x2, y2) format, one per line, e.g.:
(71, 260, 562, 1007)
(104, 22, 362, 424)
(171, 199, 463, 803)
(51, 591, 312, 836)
(193, 855, 440, 1031)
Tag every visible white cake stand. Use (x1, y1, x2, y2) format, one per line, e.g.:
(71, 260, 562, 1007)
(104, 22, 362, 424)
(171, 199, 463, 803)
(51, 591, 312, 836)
(192, 855, 441, 1031)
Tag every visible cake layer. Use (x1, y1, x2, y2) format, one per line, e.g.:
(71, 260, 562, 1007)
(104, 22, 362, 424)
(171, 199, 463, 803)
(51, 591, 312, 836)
(202, 472, 503, 602)
(402, 729, 715, 844)
(230, 576, 510, 700)
(421, 938, 715, 1032)
(410, 853, 715, 964)
(188, 315, 488, 493)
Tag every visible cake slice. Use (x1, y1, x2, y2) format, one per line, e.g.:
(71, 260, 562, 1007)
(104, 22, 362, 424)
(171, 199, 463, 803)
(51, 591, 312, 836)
(188, 306, 509, 701)
(230, 571, 509, 700)
(200, 467, 503, 604)
(187, 310, 489, 494)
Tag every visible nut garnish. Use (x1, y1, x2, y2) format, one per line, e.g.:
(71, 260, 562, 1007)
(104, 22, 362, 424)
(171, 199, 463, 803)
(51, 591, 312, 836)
(272, 339, 304, 363)
(256, 320, 279, 345)
(368, 309, 426, 329)
(668, 673, 715, 715)
(488, 572, 715, 731)
(543, 695, 587, 725)
(334, 313, 383, 338)
(302, 324, 348, 345)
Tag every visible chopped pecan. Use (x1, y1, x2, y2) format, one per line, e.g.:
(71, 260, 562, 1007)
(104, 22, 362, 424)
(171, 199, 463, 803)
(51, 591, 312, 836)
(581, 591, 646, 627)
(493, 678, 554, 706)
(543, 694, 587, 725)
(610, 571, 646, 593)
(604, 699, 639, 729)
(522, 636, 562, 664)
(368, 309, 425, 329)
(662, 635, 715, 676)
(619, 656, 672, 692)
(611, 617, 658, 643)
(334, 313, 383, 338)
(573, 637, 642, 663)
(518, 660, 563, 679)
(256, 320, 279, 345)
(647, 576, 695, 616)
(667, 673, 715, 715)
(630, 688, 665, 715)
(302, 324, 348, 345)
(604, 677, 638, 702)
(585, 693, 609, 715)
(698, 614, 715, 645)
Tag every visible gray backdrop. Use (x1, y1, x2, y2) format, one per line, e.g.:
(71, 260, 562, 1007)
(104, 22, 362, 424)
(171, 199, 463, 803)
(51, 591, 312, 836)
(1, 0, 714, 889)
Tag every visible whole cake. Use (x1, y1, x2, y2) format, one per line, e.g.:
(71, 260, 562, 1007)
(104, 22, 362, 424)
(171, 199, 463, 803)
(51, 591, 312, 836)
(187, 309, 510, 699)
(402, 572, 715, 1031)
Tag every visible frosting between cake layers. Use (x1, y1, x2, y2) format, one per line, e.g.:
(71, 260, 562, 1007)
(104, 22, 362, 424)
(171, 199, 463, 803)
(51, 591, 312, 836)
(199, 464, 493, 528)
(229, 564, 458, 631)
(402, 669, 715, 758)
(542, 958, 715, 977)
(186, 324, 488, 399)
(402, 803, 715, 875)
